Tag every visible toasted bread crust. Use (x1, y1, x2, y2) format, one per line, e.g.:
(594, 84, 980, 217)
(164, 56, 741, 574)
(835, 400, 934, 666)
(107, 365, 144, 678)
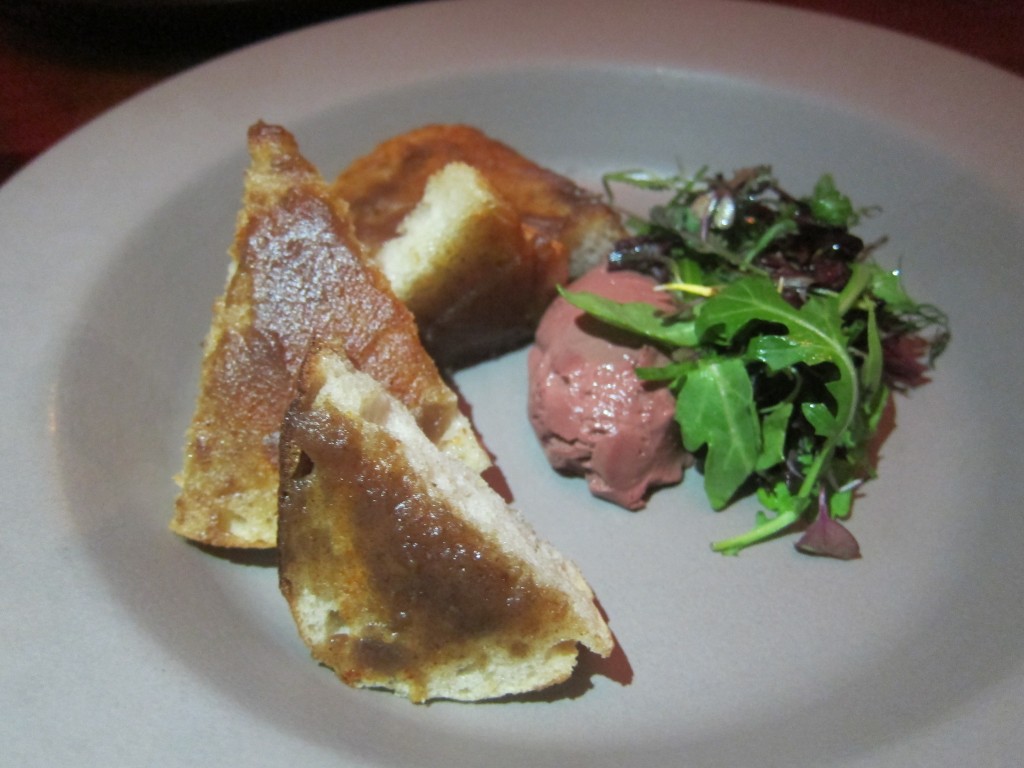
(372, 161, 546, 367)
(332, 124, 626, 366)
(172, 123, 487, 548)
(278, 344, 613, 702)
(333, 124, 623, 263)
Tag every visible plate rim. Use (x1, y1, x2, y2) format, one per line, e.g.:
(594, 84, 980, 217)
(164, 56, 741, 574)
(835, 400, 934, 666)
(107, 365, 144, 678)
(2, 1, 1022, 766)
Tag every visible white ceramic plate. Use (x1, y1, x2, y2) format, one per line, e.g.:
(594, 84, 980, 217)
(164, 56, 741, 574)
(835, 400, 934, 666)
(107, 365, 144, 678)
(3, 1, 1022, 765)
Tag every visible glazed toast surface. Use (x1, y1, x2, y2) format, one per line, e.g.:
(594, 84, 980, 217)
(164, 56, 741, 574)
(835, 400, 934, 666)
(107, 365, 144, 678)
(172, 122, 487, 548)
(278, 343, 614, 702)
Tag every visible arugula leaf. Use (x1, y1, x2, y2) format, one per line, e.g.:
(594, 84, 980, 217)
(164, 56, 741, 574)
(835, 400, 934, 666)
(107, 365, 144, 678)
(756, 402, 793, 472)
(676, 358, 760, 509)
(807, 173, 857, 227)
(602, 168, 687, 195)
(802, 401, 841, 438)
(747, 335, 808, 371)
(557, 286, 698, 347)
(870, 267, 916, 310)
(697, 278, 844, 368)
(743, 218, 799, 263)
(699, 278, 859, 445)
(861, 303, 884, 392)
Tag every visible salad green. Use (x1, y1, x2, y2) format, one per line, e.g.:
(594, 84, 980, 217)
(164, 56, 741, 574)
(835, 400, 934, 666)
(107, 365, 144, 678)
(562, 165, 949, 558)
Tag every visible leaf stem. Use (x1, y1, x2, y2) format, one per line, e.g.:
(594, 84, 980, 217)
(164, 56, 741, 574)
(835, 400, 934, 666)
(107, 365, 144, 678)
(797, 446, 832, 500)
(710, 509, 802, 555)
(837, 262, 872, 315)
(656, 281, 718, 298)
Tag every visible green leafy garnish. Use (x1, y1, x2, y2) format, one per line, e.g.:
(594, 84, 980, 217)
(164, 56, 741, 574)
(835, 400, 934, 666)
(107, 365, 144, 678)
(565, 165, 950, 558)
(808, 173, 858, 227)
(676, 355, 760, 509)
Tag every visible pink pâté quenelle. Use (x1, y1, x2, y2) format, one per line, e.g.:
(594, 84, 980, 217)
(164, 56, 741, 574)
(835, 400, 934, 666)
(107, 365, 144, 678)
(527, 265, 692, 509)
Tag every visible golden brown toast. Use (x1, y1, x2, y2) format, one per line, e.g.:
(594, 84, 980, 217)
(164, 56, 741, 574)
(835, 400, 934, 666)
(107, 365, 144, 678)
(278, 342, 614, 702)
(332, 124, 627, 367)
(172, 122, 488, 549)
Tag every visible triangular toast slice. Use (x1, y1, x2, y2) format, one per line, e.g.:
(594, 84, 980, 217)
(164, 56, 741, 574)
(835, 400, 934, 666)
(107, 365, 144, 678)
(278, 342, 614, 702)
(172, 123, 488, 548)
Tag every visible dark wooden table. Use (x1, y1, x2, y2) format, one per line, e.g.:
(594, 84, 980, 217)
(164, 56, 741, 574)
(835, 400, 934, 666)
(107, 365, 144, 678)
(2, 0, 1022, 186)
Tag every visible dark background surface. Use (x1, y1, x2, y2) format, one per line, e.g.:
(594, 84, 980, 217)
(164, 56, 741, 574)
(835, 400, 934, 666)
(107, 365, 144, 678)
(2, 0, 1022, 186)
